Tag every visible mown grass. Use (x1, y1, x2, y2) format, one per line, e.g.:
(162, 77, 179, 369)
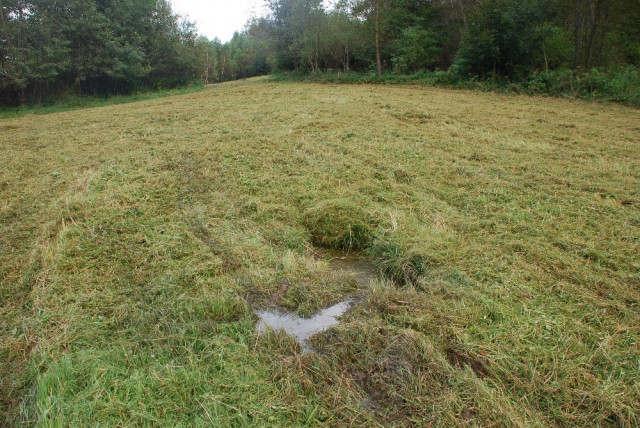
(271, 66, 640, 108)
(1, 76, 639, 426)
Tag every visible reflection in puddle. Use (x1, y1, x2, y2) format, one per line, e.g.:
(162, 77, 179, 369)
(255, 298, 356, 352)
(256, 252, 378, 352)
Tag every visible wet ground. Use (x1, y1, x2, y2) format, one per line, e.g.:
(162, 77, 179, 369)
(255, 298, 357, 352)
(255, 251, 377, 352)
(326, 252, 378, 287)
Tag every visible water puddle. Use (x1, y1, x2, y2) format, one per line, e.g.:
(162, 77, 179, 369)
(327, 252, 378, 287)
(255, 298, 357, 352)
(255, 251, 378, 352)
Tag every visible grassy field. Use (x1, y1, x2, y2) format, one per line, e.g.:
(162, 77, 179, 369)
(1, 76, 639, 426)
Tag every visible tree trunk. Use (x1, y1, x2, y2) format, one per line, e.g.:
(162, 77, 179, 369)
(595, 1, 610, 66)
(450, 0, 467, 26)
(205, 51, 209, 84)
(573, 0, 582, 69)
(314, 35, 319, 73)
(345, 44, 350, 72)
(585, 0, 603, 69)
(375, 0, 382, 77)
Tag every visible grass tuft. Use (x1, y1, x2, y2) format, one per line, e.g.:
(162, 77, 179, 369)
(304, 199, 376, 250)
(368, 235, 430, 286)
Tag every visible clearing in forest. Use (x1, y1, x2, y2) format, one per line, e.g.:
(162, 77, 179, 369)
(1, 77, 639, 426)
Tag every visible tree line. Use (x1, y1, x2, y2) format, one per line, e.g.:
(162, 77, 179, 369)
(0, 0, 271, 105)
(2, 0, 639, 106)
(260, 0, 639, 77)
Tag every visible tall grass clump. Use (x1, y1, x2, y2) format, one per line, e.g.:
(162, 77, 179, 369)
(304, 199, 376, 250)
(368, 235, 430, 285)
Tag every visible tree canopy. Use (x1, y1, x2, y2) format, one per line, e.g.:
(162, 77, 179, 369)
(1, 0, 639, 105)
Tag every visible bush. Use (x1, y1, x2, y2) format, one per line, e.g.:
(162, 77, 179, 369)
(524, 66, 640, 106)
(453, 0, 550, 79)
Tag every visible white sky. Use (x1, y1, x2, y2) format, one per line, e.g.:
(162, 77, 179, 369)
(170, 0, 270, 42)
(170, 0, 337, 42)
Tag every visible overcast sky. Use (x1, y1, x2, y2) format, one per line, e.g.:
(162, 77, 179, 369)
(170, 0, 269, 42)
(170, 0, 337, 43)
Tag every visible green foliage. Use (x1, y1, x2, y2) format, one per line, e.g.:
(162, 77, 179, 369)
(453, 0, 553, 79)
(266, 0, 325, 70)
(392, 26, 440, 73)
(0, 0, 200, 104)
(3, 0, 639, 106)
(262, 0, 640, 89)
(525, 66, 640, 106)
(534, 23, 573, 70)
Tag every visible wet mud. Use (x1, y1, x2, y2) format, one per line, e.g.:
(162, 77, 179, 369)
(255, 251, 377, 351)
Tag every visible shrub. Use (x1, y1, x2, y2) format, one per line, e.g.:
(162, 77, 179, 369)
(524, 66, 640, 106)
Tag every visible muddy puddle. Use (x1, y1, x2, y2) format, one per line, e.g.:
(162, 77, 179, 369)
(255, 298, 357, 352)
(327, 252, 378, 287)
(255, 252, 377, 352)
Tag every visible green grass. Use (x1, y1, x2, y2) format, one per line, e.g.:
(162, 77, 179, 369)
(0, 83, 208, 119)
(1, 76, 639, 426)
(271, 66, 640, 108)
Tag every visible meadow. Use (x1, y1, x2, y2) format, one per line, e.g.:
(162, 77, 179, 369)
(1, 77, 639, 426)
